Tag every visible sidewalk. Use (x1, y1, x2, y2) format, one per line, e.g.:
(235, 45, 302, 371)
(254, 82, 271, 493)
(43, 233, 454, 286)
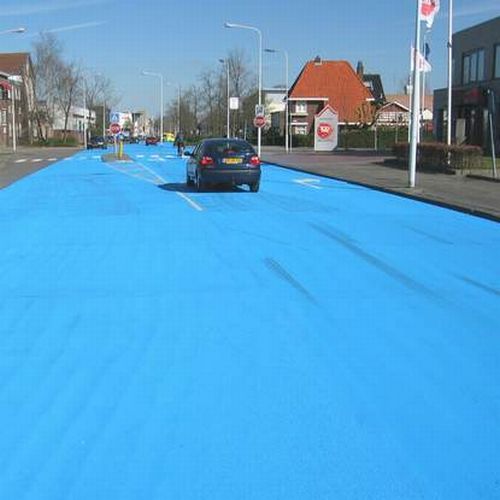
(262, 147, 500, 221)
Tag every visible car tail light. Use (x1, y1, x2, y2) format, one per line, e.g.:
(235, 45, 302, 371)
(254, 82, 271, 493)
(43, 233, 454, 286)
(200, 156, 214, 167)
(250, 155, 261, 167)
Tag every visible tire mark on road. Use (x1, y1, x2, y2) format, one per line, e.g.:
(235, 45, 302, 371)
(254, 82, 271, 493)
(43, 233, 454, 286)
(311, 223, 435, 297)
(264, 257, 316, 303)
(456, 275, 500, 297)
(405, 225, 453, 245)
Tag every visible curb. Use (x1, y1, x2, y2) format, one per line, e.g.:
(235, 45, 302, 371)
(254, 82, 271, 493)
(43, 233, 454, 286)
(262, 160, 500, 224)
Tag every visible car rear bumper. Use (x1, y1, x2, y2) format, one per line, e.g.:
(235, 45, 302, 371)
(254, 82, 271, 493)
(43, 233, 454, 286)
(201, 168, 261, 185)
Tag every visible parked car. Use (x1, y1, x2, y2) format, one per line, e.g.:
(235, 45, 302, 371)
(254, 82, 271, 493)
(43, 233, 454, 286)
(129, 136, 139, 144)
(145, 136, 160, 146)
(87, 136, 107, 149)
(185, 138, 261, 192)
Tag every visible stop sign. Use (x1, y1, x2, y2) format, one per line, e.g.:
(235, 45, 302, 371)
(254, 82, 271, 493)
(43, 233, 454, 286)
(253, 116, 266, 128)
(110, 122, 121, 135)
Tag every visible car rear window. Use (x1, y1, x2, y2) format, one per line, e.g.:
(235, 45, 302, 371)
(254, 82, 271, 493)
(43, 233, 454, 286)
(204, 141, 255, 157)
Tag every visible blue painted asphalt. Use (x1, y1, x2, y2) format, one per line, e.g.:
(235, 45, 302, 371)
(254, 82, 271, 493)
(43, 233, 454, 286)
(1, 142, 499, 499)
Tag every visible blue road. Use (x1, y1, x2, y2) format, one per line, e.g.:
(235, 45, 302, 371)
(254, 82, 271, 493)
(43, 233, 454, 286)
(1, 142, 499, 499)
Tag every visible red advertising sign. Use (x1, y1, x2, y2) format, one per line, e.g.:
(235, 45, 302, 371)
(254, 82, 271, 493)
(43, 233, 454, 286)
(317, 122, 333, 139)
(110, 123, 121, 135)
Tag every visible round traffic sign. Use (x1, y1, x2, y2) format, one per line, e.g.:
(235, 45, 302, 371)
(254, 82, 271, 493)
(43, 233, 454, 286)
(110, 122, 121, 135)
(317, 122, 333, 139)
(253, 116, 266, 128)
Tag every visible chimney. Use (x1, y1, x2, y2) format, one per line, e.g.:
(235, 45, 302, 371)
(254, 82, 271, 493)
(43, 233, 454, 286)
(356, 61, 364, 78)
(313, 55, 322, 66)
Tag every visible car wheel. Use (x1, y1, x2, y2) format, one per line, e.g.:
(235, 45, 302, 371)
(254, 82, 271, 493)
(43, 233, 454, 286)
(249, 180, 260, 193)
(195, 171, 205, 192)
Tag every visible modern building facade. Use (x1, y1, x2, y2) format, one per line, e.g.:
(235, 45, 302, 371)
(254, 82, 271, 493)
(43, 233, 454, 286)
(434, 16, 500, 150)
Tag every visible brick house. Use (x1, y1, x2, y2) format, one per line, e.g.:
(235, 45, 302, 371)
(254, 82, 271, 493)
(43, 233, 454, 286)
(287, 57, 375, 135)
(378, 94, 433, 130)
(0, 53, 36, 147)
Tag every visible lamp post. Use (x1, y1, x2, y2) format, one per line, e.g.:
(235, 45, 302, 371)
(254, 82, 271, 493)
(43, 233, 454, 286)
(8, 75, 22, 152)
(142, 71, 164, 141)
(446, 0, 453, 146)
(83, 77, 88, 149)
(219, 59, 230, 138)
(2, 28, 26, 152)
(225, 22, 262, 156)
(265, 48, 289, 153)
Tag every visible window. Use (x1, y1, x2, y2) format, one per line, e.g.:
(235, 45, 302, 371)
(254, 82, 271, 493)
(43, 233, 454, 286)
(462, 49, 485, 84)
(495, 45, 500, 79)
(295, 101, 307, 113)
(294, 125, 308, 135)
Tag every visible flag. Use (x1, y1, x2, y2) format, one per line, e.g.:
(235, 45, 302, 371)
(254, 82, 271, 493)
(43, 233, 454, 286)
(424, 43, 431, 61)
(420, 0, 440, 28)
(411, 47, 432, 73)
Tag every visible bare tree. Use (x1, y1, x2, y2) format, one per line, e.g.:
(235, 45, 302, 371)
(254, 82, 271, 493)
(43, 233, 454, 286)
(32, 33, 63, 140)
(54, 62, 81, 142)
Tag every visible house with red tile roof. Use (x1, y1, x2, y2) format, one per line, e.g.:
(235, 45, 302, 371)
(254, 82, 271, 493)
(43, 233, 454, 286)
(0, 53, 36, 147)
(287, 57, 376, 135)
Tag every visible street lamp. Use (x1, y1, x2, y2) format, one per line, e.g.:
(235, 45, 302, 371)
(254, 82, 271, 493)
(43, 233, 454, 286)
(265, 48, 289, 153)
(224, 21, 263, 156)
(141, 70, 164, 141)
(0, 27, 26, 35)
(8, 75, 22, 152)
(167, 82, 181, 134)
(219, 59, 230, 138)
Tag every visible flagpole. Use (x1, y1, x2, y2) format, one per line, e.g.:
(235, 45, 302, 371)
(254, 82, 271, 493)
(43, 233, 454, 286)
(446, 0, 453, 146)
(409, 0, 422, 188)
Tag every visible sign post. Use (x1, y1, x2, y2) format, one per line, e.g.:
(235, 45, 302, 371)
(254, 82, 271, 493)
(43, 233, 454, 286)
(110, 122, 121, 157)
(314, 105, 339, 151)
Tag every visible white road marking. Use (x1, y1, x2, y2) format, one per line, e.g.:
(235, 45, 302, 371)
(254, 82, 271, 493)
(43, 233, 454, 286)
(176, 191, 204, 211)
(15, 158, 27, 163)
(136, 154, 144, 158)
(134, 162, 204, 211)
(64, 157, 72, 161)
(47, 158, 58, 161)
(294, 178, 322, 189)
(31, 158, 42, 163)
(92, 155, 100, 159)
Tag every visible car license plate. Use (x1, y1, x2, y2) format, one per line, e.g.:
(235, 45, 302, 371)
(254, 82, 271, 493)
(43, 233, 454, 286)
(222, 158, 243, 165)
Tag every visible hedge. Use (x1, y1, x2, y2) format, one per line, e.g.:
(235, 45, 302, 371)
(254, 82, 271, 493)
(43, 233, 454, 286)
(34, 137, 80, 147)
(392, 142, 483, 170)
(262, 127, 433, 150)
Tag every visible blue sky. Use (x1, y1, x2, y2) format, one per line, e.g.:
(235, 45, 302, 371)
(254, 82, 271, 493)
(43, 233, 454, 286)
(1, 0, 499, 114)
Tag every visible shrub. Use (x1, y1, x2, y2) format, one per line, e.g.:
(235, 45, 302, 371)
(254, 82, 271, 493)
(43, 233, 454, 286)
(392, 142, 483, 170)
(35, 137, 80, 147)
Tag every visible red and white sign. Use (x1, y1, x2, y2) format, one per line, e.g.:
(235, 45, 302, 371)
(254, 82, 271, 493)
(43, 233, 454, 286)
(420, 0, 440, 28)
(253, 116, 266, 128)
(110, 122, 121, 135)
(317, 122, 333, 139)
(314, 105, 339, 151)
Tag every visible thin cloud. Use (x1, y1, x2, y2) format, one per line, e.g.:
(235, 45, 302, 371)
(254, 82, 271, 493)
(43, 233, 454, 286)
(0, 0, 111, 16)
(26, 21, 107, 38)
(45, 21, 106, 34)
